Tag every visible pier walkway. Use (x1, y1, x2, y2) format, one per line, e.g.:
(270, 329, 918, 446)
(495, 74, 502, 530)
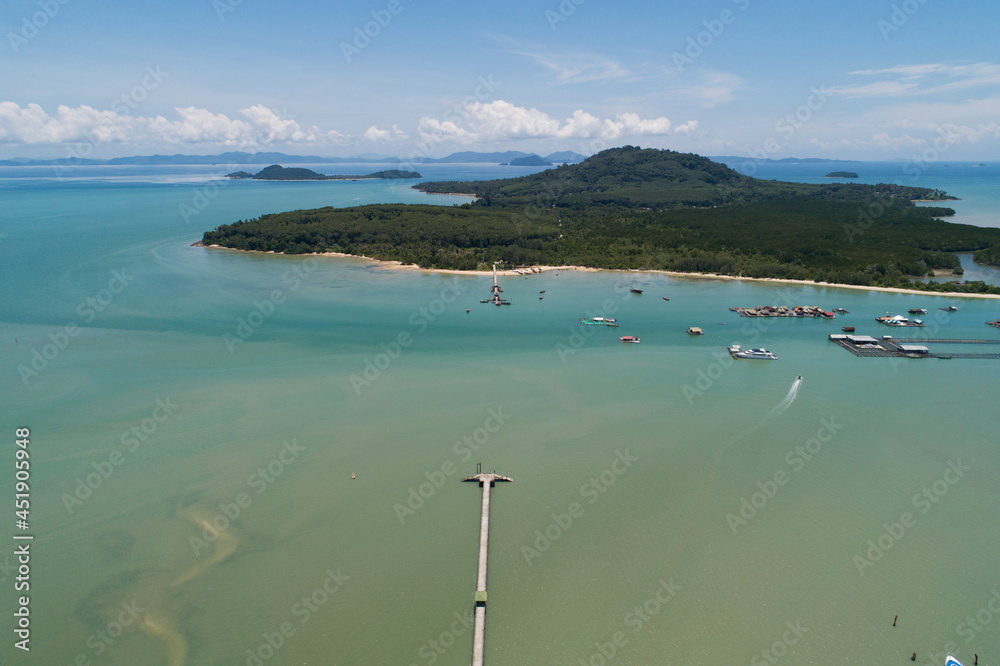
(832, 336, 1000, 359)
(462, 464, 512, 666)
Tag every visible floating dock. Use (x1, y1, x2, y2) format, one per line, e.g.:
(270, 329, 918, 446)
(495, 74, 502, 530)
(830, 334, 1000, 359)
(462, 463, 512, 666)
(732, 305, 834, 318)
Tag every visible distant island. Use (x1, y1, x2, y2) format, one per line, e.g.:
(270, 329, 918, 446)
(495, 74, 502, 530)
(203, 147, 1000, 294)
(0, 150, 587, 167)
(502, 154, 552, 167)
(826, 171, 858, 178)
(227, 165, 421, 181)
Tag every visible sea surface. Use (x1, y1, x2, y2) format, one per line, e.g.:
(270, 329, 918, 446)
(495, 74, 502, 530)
(2, 161, 999, 665)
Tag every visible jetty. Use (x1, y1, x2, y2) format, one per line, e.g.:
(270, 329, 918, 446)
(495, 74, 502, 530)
(462, 463, 512, 666)
(829, 334, 1000, 359)
(490, 263, 510, 306)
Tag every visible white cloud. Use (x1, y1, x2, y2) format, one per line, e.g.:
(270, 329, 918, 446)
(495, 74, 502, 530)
(0, 102, 347, 147)
(417, 100, 693, 144)
(363, 124, 408, 142)
(833, 62, 1000, 98)
(514, 49, 630, 84)
(666, 70, 745, 108)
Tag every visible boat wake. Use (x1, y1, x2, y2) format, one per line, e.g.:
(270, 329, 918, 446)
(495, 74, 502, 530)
(765, 375, 802, 421)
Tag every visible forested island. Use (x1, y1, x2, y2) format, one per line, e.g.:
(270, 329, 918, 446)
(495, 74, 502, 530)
(203, 147, 1000, 293)
(826, 171, 858, 178)
(226, 165, 421, 180)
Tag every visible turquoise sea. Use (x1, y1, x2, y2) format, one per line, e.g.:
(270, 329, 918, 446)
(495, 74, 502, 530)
(2, 161, 999, 665)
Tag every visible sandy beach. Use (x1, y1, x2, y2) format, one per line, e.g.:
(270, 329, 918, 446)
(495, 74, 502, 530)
(197, 243, 1000, 299)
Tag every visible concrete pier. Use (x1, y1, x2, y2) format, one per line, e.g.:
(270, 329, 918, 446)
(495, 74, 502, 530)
(462, 463, 512, 666)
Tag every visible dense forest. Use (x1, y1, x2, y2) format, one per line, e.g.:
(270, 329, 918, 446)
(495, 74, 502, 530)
(203, 147, 1000, 293)
(415, 147, 957, 208)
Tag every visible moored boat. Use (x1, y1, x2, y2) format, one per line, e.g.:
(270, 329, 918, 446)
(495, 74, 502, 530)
(629, 288, 643, 294)
(842, 326, 855, 332)
(686, 327, 703, 335)
(727, 344, 777, 360)
(908, 308, 928, 314)
(579, 317, 619, 327)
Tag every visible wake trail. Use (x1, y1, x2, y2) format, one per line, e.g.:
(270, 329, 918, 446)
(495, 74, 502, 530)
(766, 375, 802, 421)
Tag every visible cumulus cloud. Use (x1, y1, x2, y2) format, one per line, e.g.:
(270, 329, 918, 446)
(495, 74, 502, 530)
(0, 102, 346, 147)
(417, 100, 693, 144)
(363, 124, 408, 142)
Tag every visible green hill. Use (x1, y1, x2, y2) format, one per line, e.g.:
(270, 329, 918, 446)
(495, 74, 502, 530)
(415, 146, 954, 209)
(203, 147, 1000, 293)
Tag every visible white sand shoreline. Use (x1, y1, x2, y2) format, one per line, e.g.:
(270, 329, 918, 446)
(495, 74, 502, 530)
(196, 243, 1000, 299)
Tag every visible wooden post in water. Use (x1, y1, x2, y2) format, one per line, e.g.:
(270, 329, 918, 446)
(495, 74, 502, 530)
(462, 465, 512, 666)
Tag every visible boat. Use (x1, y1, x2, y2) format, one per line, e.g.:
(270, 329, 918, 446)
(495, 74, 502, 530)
(941, 305, 958, 311)
(539, 290, 546, 293)
(619, 335, 640, 343)
(579, 317, 619, 327)
(833, 308, 849, 314)
(686, 327, 704, 335)
(842, 326, 855, 332)
(727, 344, 777, 360)
(630, 288, 643, 294)
(946, 655, 964, 666)
(908, 308, 928, 314)
(351, 473, 356, 479)
(797, 375, 802, 380)
(662, 297, 670, 301)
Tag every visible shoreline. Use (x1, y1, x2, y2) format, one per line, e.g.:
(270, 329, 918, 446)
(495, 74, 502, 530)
(195, 242, 1000, 298)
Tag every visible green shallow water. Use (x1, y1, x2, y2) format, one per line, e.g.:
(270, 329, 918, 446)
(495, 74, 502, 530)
(2, 166, 999, 665)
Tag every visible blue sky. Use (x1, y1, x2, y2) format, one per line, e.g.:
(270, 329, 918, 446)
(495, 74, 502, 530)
(2, 0, 999, 159)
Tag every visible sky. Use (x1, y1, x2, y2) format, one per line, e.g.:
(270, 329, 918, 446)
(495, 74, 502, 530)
(2, 0, 999, 160)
